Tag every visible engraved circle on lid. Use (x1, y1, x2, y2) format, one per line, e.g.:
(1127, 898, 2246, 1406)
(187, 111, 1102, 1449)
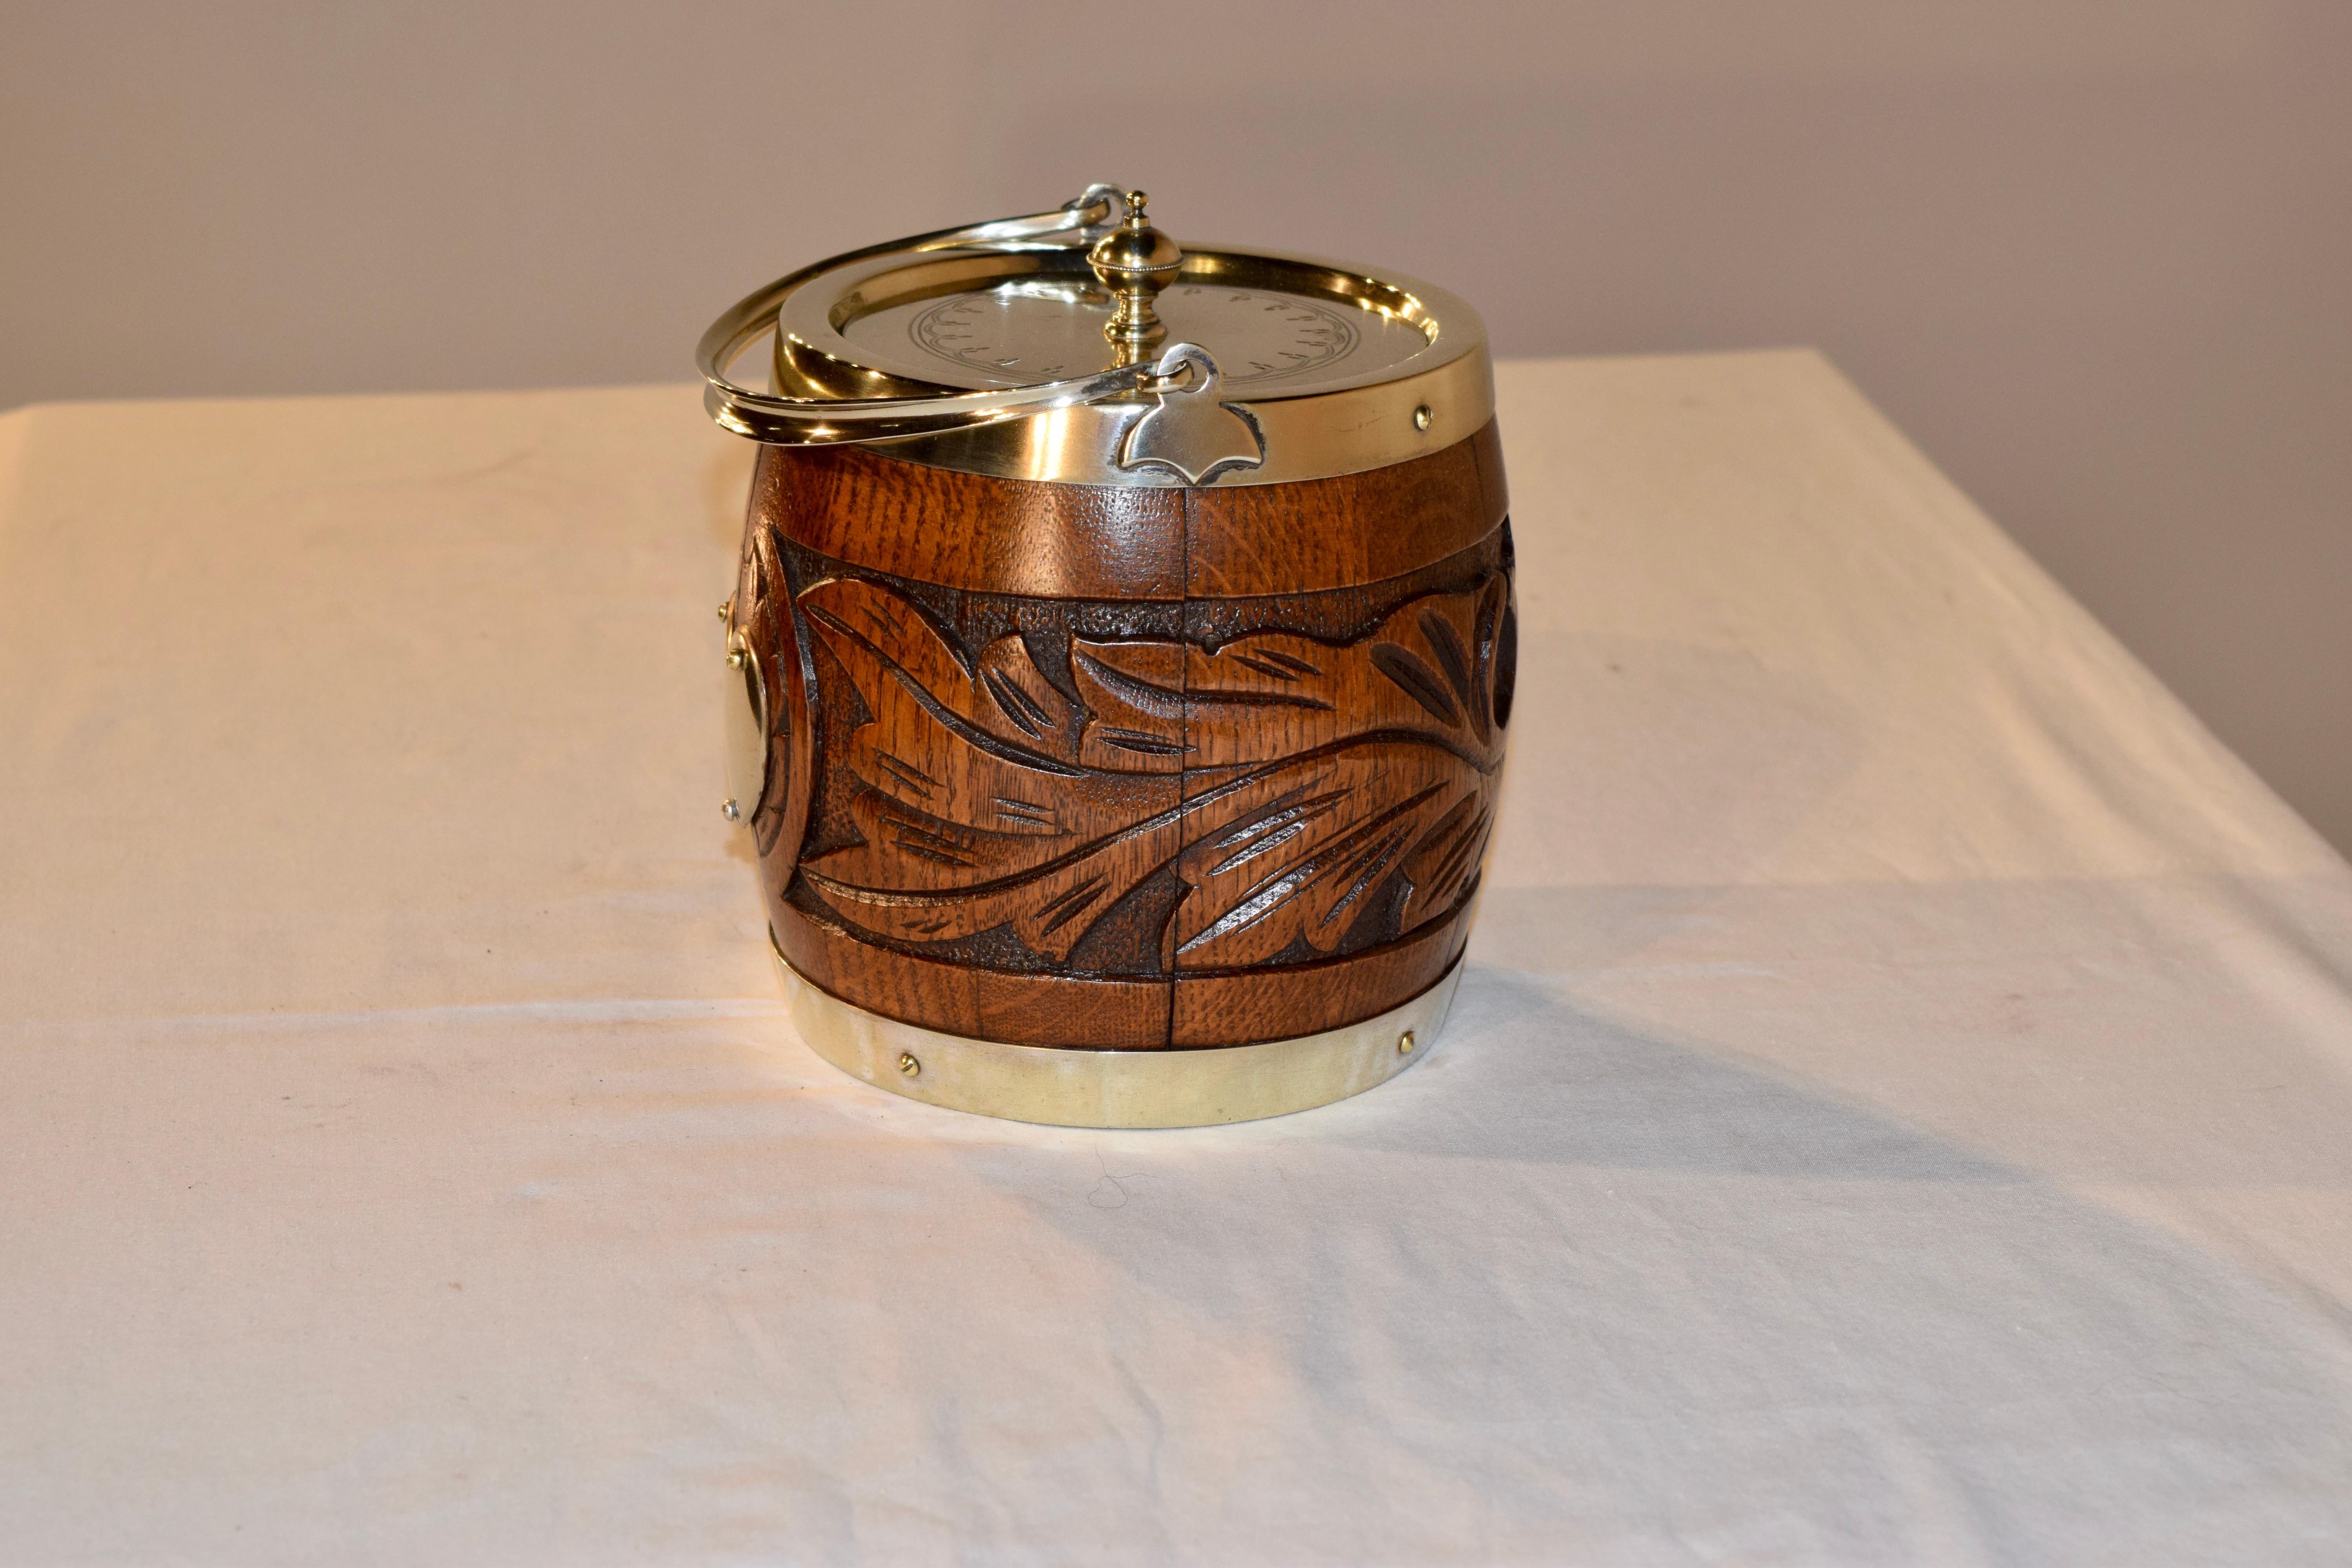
(875, 282, 1400, 390)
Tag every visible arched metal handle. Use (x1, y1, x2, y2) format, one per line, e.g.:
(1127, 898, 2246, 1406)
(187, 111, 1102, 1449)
(697, 183, 1171, 447)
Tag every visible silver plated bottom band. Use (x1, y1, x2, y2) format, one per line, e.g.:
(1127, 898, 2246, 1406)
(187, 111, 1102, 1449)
(770, 944, 1463, 1129)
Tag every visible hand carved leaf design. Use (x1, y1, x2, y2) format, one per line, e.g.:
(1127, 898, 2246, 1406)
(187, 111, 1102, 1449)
(791, 577, 1191, 966)
(1171, 742, 1495, 969)
(1178, 587, 1505, 771)
(1419, 608, 1474, 705)
(1368, 642, 1460, 726)
(1067, 639, 1190, 769)
(785, 572, 1503, 976)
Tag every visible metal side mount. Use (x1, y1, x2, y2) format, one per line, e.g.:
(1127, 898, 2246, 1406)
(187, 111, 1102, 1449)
(721, 621, 769, 827)
(1115, 343, 1266, 486)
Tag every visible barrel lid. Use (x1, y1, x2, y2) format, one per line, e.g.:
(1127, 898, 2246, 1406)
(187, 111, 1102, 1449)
(698, 186, 1492, 487)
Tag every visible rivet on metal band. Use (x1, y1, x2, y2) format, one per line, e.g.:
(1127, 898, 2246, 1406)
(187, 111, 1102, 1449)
(770, 936, 1464, 1129)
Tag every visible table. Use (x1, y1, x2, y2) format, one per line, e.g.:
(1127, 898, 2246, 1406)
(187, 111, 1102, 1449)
(5, 354, 2349, 1563)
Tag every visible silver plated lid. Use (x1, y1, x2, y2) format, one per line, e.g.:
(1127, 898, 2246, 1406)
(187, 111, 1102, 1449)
(697, 185, 1492, 487)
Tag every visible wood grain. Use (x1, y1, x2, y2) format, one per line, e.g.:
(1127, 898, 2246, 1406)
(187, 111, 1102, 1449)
(758, 443, 1186, 601)
(740, 430, 1514, 1050)
(769, 902, 1173, 1049)
(761, 420, 1504, 601)
(1184, 420, 1506, 597)
(1170, 905, 1473, 1048)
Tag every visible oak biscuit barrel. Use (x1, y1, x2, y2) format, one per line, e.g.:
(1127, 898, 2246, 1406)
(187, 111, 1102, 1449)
(699, 186, 1514, 1127)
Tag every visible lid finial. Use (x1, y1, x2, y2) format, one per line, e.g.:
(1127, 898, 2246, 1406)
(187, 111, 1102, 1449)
(1087, 190, 1183, 361)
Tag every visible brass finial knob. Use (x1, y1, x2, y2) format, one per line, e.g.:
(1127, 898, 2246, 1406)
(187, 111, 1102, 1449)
(1087, 190, 1182, 359)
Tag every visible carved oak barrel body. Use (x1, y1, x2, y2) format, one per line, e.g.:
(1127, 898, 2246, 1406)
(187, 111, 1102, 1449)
(702, 188, 1511, 1125)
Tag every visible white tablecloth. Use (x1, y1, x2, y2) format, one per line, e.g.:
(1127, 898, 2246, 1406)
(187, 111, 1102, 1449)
(4, 354, 2349, 1564)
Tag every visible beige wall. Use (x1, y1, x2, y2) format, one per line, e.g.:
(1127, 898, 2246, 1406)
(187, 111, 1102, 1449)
(6, 1, 2347, 851)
